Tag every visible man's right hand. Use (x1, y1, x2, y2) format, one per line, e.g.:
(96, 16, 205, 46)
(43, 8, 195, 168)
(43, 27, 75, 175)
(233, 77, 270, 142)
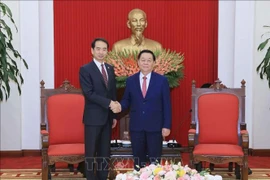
(109, 101, 121, 113)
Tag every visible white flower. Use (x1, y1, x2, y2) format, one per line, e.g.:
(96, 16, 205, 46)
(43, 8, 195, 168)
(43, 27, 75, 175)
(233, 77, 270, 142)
(115, 173, 126, 180)
(204, 175, 222, 180)
(158, 170, 166, 176)
(149, 164, 157, 171)
(172, 164, 179, 170)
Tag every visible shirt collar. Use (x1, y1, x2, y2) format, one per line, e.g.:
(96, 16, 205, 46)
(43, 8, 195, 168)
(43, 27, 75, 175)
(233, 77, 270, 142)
(93, 59, 105, 68)
(140, 71, 151, 80)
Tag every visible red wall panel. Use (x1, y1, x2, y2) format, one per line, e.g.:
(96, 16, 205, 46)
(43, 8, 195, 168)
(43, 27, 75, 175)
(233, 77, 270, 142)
(54, 0, 218, 146)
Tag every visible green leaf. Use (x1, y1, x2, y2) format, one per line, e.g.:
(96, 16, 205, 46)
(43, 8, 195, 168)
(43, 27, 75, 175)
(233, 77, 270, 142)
(0, 88, 3, 101)
(0, 3, 7, 15)
(0, 2, 12, 17)
(257, 38, 269, 51)
(2, 79, 10, 99)
(19, 73, 24, 84)
(0, 19, 13, 40)
(0, 2, 17, 31)
(265, 47, 270, 59)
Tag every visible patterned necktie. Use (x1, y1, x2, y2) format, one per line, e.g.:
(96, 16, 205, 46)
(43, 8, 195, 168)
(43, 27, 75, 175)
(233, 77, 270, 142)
(142, 76, 147, 98)
(101, 64, 108, 87)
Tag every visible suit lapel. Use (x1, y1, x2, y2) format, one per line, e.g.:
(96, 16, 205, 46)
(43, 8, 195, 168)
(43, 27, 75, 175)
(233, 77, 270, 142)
(134, 72, 143, 98)
(145, 72, 156, 99)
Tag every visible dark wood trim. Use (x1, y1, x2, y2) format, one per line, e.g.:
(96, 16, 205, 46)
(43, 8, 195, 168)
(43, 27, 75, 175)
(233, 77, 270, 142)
(23, 150, 41, 156)
(0, 150, 41, 157)
(0, 151, 22, 157)
(249, 149, 270, 157)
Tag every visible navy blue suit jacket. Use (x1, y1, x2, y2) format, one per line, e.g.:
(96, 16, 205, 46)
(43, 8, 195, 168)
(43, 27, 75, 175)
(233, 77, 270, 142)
(120, 71, 172, 132)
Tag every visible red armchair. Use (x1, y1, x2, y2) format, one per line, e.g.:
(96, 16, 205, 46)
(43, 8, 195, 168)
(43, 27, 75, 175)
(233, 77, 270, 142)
(40, 80, 85, 180)
(188, 79, 249, 180)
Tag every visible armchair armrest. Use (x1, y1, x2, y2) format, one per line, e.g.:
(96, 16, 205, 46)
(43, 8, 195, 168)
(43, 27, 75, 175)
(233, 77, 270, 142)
(40, 130, 49, 148)
(241, 130, 249, 149)
(41, 130, 49, 135)
(188, 129, 196, 147)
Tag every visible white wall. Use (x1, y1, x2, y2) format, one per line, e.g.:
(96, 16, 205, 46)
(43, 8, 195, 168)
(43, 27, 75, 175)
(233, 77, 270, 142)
(233, 0, 255, 147)
(0, 0, 54, 150)
(219, 0, 270, 149)
(252, 1, 270, 149)
(0, 0, 22, 150)
(1, 0, 269, 150)
(218, 1, 235, 88)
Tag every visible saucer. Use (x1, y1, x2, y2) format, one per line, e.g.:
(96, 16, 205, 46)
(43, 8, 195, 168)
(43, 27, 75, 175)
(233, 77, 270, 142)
(162, 141, 168, 145)
(122, 140, 131, 145)
(111, 140, 122, 143)
(168, 140, 178, 143)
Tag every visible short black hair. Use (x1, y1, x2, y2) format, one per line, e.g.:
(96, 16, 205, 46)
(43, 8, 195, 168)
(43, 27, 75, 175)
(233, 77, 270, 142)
(91, 38, 109, 49)
(138, 49, 156, 61)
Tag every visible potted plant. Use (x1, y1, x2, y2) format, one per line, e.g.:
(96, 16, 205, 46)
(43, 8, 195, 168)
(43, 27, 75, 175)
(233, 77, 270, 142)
(257, 25, 270, 88)
(0, 2, 28, 101)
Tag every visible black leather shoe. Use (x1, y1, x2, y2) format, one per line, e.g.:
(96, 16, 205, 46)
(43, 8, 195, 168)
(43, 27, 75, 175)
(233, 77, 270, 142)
(248, 167, 252, 175)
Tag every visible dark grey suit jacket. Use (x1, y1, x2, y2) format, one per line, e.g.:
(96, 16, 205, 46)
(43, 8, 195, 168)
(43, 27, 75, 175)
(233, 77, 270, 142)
(79, 61, 116, 125)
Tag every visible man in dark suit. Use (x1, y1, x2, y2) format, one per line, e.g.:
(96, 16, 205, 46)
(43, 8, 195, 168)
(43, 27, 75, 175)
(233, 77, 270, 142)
(112, 49, 172, 169)
(79, 38, 118, 180)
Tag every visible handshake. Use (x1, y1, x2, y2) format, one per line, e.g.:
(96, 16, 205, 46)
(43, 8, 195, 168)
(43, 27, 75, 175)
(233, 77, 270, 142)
(110, 101, 122, 113)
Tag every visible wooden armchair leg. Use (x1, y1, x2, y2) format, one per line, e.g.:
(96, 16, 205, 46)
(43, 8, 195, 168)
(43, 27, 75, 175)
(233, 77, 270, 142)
(68, 164, 74, 172)
(242, 166, 248, 180)
(42, 165, 48, 180)
(195, 162, 202, 172)
(77, 161, 86, 177)
(209, 163, 215, 171)
(235, 163, 241, 179)
(41, 150, 49, 180)
(228, 162, 233, 172)
(188, 151, 194, 168)
(49, 164, 55, 172)
(48, 168, 52, 180)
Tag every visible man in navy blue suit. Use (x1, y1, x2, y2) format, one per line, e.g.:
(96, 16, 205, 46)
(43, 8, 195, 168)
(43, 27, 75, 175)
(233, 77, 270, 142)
(112, 49, 172, 170)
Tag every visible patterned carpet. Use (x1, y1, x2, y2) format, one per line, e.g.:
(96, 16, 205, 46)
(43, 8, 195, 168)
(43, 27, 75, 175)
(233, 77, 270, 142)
(1, 168, 270, 179)
(1, 155, 270, 179)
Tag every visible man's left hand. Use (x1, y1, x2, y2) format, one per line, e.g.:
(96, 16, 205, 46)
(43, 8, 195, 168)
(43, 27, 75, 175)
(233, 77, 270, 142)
(162, 128, 170, 137)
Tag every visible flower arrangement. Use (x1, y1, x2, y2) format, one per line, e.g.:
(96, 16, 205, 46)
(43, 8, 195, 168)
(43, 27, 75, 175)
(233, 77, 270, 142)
(115, 162, 222, 180)
(105, 49, 184, 88)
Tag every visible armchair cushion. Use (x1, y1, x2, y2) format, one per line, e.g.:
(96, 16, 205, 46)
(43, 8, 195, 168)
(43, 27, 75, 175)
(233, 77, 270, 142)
(48, 144, 84, 156)
(194, 144, 244, 156)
